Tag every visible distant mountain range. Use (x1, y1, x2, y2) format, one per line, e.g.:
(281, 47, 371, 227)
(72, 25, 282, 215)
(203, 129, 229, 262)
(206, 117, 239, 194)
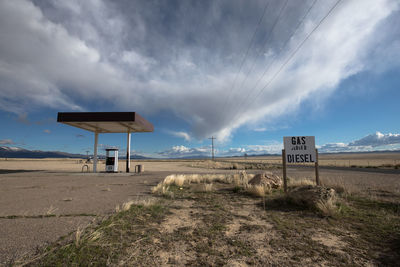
(0, 146, 149, 159)
(1, 146, 399, 159)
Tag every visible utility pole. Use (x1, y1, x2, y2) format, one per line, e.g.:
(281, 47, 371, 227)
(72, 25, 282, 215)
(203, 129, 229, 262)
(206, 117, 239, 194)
(209, 136, 216, 160)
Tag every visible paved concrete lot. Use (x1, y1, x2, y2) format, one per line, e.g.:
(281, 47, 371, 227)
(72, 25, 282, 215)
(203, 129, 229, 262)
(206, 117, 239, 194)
(0, 159, 399, 264)
(0, 171, 164, 264)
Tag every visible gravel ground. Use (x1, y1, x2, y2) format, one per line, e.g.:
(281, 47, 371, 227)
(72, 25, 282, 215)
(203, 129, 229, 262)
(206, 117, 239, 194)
(1, 159, 399, 264)
(0, 161, 238, 265)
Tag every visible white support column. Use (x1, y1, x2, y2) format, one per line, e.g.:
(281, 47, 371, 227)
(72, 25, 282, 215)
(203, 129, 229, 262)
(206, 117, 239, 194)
(126, 132, 131, 173)
(93, 132, 98, 173)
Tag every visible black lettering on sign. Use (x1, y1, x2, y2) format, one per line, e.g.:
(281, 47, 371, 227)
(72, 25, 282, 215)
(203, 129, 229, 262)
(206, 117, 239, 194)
(288, 154, 316, 163)
(297, 137, 301, 145)
(291, 137, 296, 145)
(301, 137, 306, 144)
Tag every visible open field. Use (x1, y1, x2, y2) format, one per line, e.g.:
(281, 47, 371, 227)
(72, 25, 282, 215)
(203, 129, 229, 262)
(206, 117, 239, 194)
(0, 155, 399, 266)
(217, 152, 400, 168)
(1, 152, 400, 172)
(0, 158, 210, 173)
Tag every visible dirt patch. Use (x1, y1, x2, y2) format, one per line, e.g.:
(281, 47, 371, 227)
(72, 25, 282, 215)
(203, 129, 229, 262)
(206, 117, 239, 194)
(311, 231, 348, 251)
(161, 200, 197, 234)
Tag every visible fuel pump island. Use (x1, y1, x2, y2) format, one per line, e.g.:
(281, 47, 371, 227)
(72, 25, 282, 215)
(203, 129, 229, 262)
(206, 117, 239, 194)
(105, 148, 119, 172)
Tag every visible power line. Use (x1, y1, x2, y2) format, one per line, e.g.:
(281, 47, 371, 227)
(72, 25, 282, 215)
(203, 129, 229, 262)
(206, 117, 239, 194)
(230, 0, 342, 124)
(221, 0, 271, 111)
(233, 0, 318, 117)
(252, 0, 343, 104)
(230, 0, 289, 104)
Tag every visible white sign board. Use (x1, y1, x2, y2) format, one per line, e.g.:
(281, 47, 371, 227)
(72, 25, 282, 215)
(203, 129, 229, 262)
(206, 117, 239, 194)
(283, 136, 316, 163)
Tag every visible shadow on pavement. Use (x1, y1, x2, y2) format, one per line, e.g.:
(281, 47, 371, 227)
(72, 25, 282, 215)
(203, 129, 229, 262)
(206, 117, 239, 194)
(0, 169, 44, 174)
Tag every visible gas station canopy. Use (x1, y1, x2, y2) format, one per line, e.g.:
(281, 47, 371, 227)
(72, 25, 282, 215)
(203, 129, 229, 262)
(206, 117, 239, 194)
(57, 112, 153, 173)
(57, 112, 153, 133)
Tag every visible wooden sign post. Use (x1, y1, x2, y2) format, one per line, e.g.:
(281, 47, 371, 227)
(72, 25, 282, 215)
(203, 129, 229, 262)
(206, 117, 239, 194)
(282, 149, 287, 193)
(315, 148, 320, 186)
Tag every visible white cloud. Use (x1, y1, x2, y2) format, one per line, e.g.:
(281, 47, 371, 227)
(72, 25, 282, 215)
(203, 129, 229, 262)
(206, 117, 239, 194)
(158, 145, 209, 158)
(0, 0, 398, 142)
(166, 130, 192, 142)
(158, 132, 400, 157)
(0, 139, 14, 145)
(319, 132, 400, 153)
(158, 142, 283, 158)
(349, 132, 400, 147)
(253, 128, 267, 132)
(0, 0, 126, 113)
(318, 143, 356, 153)
(245, 144, 283, 155)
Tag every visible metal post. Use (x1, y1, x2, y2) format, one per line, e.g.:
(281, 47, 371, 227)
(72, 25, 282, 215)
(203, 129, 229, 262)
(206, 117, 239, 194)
(209, 136, 216, 161)
(282, 149, 287, 193)
(126, 132, 131, 173)
(93, 132, 98, 173)
(315, 149, 320, 185)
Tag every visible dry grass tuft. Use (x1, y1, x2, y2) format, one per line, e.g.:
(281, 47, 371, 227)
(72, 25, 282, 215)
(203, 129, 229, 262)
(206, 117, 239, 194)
(116, 198, 157, 213)
(320, 177, 354, 196)
(152, 183, 174, 198)
(151, 183, 163, 194)
(152, 172, 255, 195)
(164, 174, 186, 186)
(233, 171, 252, 187)
(190, 160, 244, 169)
(289, 177, 315, 187)
(246, 184, 271, 197)
(131, 198, 157, 207)
(122, 200, 135, 211)
(88, 230, 102, 242)
(316, 198, 337, 217)
(203, 183, 214, 192)
(75, 227, 82, 247)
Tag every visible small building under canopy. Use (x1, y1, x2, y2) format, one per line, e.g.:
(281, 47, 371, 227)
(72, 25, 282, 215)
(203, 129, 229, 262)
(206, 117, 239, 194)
(57, 112, 153, 173)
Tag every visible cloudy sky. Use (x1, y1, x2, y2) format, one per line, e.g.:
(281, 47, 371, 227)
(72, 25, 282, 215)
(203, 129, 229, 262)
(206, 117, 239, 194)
(0, 0, 400, 158)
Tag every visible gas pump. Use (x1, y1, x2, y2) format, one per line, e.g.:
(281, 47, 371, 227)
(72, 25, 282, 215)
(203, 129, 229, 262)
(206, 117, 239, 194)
(105, 148, 118, 172)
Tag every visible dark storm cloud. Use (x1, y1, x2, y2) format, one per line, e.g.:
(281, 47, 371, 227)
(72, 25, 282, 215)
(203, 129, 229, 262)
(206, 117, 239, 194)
(1, 0, 399, 141)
